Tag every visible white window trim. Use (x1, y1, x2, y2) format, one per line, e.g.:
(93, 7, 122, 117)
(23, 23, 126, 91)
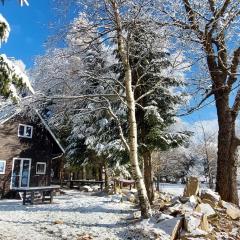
(10, 158, 31, 189)
(0, 160, 6, 174)
(18, 124, 33, 139)
(36, 162, 46, 175)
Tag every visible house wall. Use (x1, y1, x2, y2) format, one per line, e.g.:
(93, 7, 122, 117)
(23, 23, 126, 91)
(0, 114, 58, 197)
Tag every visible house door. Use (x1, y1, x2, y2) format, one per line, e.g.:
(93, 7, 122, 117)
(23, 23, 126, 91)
(11, 158, 31, 188)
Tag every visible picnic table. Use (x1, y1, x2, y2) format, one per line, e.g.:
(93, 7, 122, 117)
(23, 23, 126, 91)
(64, 180, 105, 191)
(14, 185, 60, 205)
(114, 179, 136, 190)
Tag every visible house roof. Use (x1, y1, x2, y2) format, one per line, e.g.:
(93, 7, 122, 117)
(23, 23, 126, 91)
(35, 110, 65, 153)
(0, 105, 65, 154)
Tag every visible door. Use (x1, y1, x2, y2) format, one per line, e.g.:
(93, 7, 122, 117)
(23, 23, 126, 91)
(11, 158, 31, 188)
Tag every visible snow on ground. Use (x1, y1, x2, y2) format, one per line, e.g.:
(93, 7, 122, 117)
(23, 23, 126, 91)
(0, 190, 136, 240)
(0, 185, 239, 240)
(159, 183, 240, 200)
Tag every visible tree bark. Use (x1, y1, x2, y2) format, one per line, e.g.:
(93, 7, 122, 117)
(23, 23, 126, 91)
(125, 68, 152, 217)
(103, 161, 110, 192)
(111, 0, 151, 218)
(215, 93, 239, 204)
(143, 150, 154, 204)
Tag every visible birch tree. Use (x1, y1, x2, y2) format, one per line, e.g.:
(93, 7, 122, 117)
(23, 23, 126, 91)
(43, 0, 165, 218)
(158, 0, 240, 204)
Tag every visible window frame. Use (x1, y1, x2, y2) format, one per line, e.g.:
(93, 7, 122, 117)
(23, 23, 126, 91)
(0, 160, 6, 174)
(36, 162, 46, 175)
(10, 158, 31, 189)
(18, 124, 33, 139)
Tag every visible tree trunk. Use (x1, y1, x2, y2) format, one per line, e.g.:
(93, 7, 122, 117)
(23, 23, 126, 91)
(125, 68, 152, 218)
(111, 0, 151, 218)
(82, 166, 87, 180)
(103, 161, 110, 192)
(215, 94, 239, 205)
(143, 150, 154, 204)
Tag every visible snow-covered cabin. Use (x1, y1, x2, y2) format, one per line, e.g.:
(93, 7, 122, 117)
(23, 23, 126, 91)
(0, 106, 64, 197)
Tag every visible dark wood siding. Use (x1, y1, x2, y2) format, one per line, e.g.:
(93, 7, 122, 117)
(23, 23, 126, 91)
(0, 113, 62, 197)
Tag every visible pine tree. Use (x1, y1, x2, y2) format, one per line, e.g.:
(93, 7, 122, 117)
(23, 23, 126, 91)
(0, 1, 33, 101)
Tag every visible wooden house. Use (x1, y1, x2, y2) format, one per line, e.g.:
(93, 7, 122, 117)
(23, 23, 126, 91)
(0, 107, 65, 197)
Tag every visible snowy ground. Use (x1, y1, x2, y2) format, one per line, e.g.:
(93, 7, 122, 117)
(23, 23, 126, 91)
(0, 190, 136, 240)
(0, 185, 239, 240)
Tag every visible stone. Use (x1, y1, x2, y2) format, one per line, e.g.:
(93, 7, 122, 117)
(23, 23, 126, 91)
(219, 200, 233, 209)
(199, 214, 211, 232)
(201, 189, 220, 206)
(157, 213, 174, 222)
(195, 203, 216, 217)
(77, 234, 93, 240)
(182, 228, 208, 239)
(130, 188, 138, 194)
(133, 211, 141, 219)
(184, 212, 202, 232)
(81, 185, 93, 192)
(183, 177, 200, 197)
(91, 185, 100, 191)
(127, 193, 136, 203)
(226, 204, 240, 220)
(159, 192, 172, 202)
(53, 220, 64, 225)
(201, 198, 217, 208)
(179, 196, 190, 204)
(189, 195, 198, 208)
(156, 217, 183, 240)
(111, 194, 123, 203)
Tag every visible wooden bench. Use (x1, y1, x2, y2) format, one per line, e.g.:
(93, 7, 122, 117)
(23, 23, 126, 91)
(64, 180, 105, 191)
(114, 179, 136, 190)
(15, 186, 60, 205)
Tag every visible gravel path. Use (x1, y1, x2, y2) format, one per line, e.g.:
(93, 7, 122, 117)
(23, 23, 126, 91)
(0, 190, 136, 240)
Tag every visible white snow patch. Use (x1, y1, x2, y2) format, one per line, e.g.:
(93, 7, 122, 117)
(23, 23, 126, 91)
(0, 190, 134, 240)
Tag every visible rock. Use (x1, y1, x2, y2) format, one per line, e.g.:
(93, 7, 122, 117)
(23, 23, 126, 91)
(77, 234, 93, 240)
(195, 203, 216, 217)
(156, 217, 183, 240)
(183, 177, 200, 197)
(53, 220, 64, 225)
(157, 213, 174, 222)
(111, 194, 122, 202)
(130, 188, 138, 194)
(133, 211, 141, 219)
(168, 203, 183, 214)
(179, 196, 190, 204)
(226, 204, 240, 220)
(201, 198, 216, 208)
(127, 193, 136, 203)
(201, 189, 220, 206)
(219, 200, 229, 208)
(184, 212, 202, 232)
(159, 192, 172, 202)
(81, 185, 93, 192)
(199, 214, 211, 232)
(182, 228, 208, 239)
(91, 185, 100, 191)
(189, 195, 199, 208)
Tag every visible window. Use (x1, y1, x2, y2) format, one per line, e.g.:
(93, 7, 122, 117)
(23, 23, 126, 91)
(18, 124, 33, 138)
(36, 162, 46, 175)
(0, 160, 6, 174)
(11, 158, 31, 188)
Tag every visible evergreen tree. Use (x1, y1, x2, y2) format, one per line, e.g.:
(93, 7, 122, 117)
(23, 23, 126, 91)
(0, 0, 33, 101)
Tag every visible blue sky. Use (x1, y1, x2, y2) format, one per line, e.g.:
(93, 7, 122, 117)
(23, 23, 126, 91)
(0, 0, 217, 123)
(0, 0, 52, 68)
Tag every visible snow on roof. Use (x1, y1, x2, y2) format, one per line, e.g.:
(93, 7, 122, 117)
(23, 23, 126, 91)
(0, 104, 20, 124)
(0, 106, 65, 153)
